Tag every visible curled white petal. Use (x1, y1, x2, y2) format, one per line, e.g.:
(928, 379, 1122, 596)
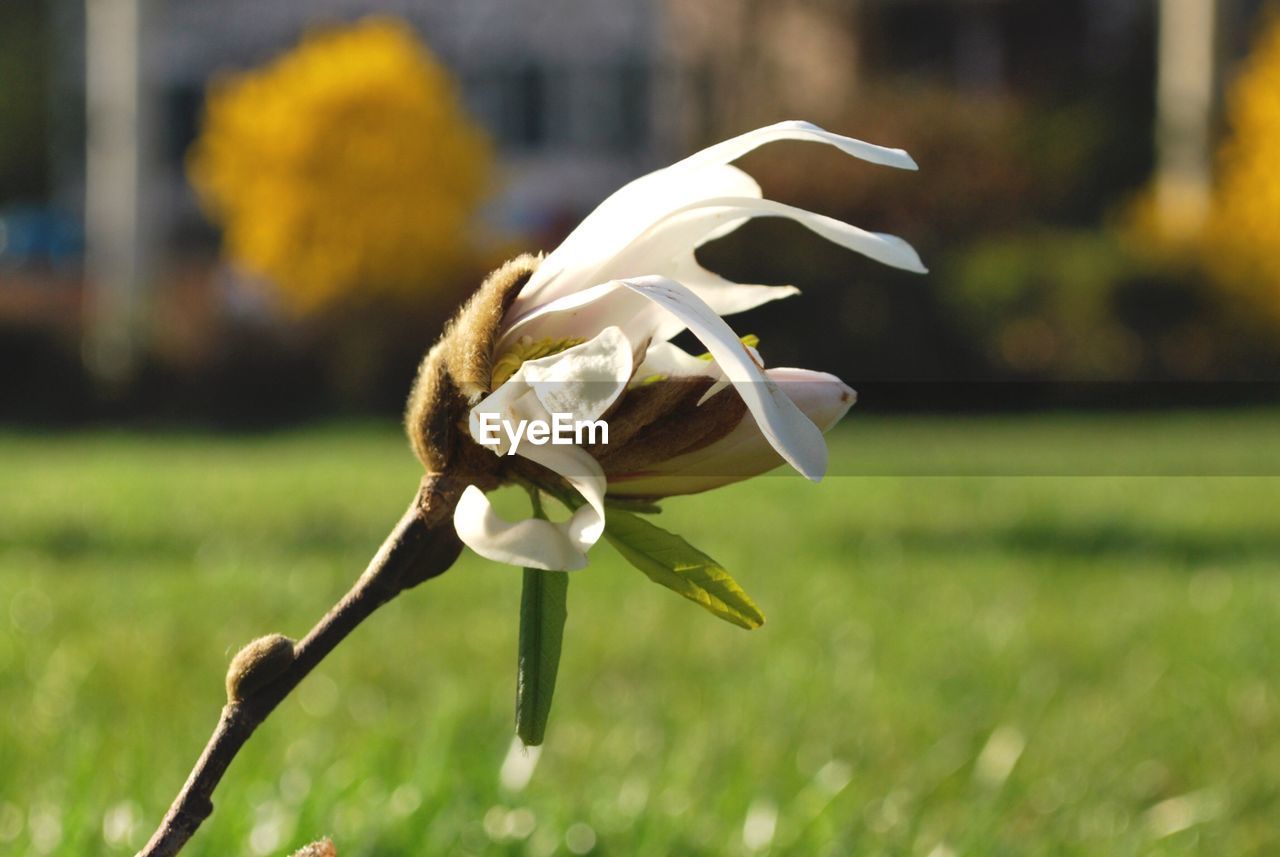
(452, 441, 609, 572)
(520, 440, 609, 548)
(453, 486, 590, 571)
(675, 119, 918, 172)
(496, 281, 668, 354)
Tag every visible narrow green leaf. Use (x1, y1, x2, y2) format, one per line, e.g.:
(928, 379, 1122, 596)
(604, 509, 765, 630)
(604, 497, 664, 515)
(514, 493, 568, 747)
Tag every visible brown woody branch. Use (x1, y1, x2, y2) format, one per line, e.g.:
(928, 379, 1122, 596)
(136, 473, 464, 857)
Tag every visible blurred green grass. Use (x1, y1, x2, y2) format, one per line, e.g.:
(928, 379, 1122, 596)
(1, 414, 1279, 856)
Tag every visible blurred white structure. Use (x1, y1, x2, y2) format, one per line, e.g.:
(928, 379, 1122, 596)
(1155, 0, 1217, 235)
(84, 0, 156, 384)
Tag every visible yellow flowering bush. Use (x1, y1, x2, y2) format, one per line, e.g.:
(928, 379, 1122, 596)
(1205, 11, 1280, 321)
(188, 18, 492, 312)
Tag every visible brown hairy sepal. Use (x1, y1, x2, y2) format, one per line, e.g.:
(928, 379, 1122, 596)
(404, 254, 540, 475)
(290, 838, 337, 857)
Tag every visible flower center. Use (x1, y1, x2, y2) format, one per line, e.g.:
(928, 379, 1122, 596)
(490, 336, 586, 388)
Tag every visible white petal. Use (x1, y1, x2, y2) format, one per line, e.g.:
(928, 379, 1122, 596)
(497, 281, 666, 354)
(538, 118, 914, 304)
(519, 326, 633, 421)
(505, 196, 922, 345)
(633, 341, 717, 379)
(453, 485, 590, 571)
(451, 443, 610, 572)
(519, 440, 609, 549)
(676, 119, 918, 172)
(504, 266, 799, 349)
(756, 366, 855, 432)
(510, 164, 762, 317)
(599, 197, 927, 282)
(696, 342, 762, 406)
(474, 327, 634, 455)
(468, 377, 536, 455)
(618, 276, 829, 481)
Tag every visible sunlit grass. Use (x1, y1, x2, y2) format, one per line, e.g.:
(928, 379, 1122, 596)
(1, 414, 1278, 856)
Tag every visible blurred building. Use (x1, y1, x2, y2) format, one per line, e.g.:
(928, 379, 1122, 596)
(47, 0, 1264, 244)
(53, 0, 678, 240)
(43, 0, 1270, 259)
(45, 0, 684, 381)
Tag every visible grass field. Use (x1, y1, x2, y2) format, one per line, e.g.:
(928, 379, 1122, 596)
(1, 413, 1279, 856)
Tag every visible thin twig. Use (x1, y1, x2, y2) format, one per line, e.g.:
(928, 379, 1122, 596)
(136, 473, 464, 857)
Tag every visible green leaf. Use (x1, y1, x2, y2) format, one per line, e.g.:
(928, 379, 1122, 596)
(605, 497, 664, 515)
(515, 566, 567, 746)
(514, 492, 568, 747)
(604, 509, 764, 630)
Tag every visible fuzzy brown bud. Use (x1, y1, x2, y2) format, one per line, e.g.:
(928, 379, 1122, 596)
(225, 634, 296, 702)
(404, 254, 540, 474)
(290, 838, 337, 857)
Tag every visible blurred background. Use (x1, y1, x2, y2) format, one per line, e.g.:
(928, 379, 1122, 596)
(3, 3, 1280, 857)
(3, 0, 1278, 424)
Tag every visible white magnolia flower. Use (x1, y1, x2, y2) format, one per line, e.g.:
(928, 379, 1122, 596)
(429, 121, 924, 571)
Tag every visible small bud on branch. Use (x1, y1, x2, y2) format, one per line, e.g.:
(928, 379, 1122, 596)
(289, 837, 337, 857)
(136, 475, 463, 857)
(225, 634, 296, 703)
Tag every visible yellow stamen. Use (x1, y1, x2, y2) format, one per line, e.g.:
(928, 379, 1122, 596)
(491, 336, 586, 387)
(698, 333, 760, 361)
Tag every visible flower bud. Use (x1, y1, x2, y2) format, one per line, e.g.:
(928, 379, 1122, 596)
(290, 838, 337, 857)
(405, 254, 541, 474)
(225, 634, 296, 703)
